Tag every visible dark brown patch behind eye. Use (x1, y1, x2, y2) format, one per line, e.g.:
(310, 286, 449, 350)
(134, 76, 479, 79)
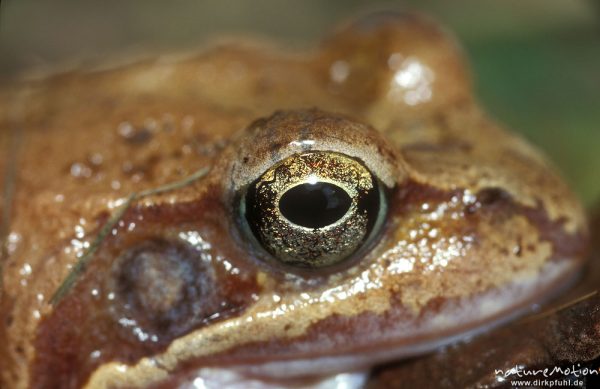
(31, 190, 262, 389)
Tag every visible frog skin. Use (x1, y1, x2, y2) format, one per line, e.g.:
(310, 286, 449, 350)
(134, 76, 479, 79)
(0, 11, 589, 389)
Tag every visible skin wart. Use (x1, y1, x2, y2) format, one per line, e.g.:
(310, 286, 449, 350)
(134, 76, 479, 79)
(0, 11, 589, 389)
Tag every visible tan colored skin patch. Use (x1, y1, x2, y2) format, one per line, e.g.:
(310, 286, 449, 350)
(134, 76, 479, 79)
(0, 11, 589, 389)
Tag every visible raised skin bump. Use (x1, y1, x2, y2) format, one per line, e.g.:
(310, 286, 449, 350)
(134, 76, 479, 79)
(0, 10, 588, 389)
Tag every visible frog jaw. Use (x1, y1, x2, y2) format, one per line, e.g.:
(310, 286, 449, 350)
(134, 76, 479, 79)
(82, 255, 580, 388)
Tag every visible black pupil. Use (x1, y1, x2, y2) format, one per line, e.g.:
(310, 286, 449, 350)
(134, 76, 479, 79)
(279, 182, 352, 229)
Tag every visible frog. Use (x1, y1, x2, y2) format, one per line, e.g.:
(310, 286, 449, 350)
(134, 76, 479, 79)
(0, 11, 589, 389)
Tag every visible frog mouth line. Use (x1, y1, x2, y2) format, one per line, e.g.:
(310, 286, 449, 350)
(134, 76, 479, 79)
(162, 369, 369, 389)
(184, 258, 583, 374)
(83, 257, 580, 388)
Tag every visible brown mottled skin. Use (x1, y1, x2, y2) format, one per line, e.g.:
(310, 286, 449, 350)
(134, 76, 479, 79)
(0, 11, 589, 389)
(368, 209, 600, 389)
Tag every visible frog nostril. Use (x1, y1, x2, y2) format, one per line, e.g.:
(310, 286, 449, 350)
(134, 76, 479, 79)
(279, 182, 352, 229)
(110, 239, 218, 341)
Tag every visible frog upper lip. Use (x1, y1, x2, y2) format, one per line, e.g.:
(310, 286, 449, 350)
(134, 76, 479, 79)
(156, 257, 581, 382)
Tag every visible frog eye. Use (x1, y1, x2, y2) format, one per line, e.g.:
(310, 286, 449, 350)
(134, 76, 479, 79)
(241, 151, 387, 268)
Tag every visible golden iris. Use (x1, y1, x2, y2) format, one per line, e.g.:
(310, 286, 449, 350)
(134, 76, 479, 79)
(242, 151, 385, 268)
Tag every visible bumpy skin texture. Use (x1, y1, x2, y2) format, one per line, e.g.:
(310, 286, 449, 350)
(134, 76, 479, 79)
(0, 11, 589, 389)
(368, 210, 600, 389)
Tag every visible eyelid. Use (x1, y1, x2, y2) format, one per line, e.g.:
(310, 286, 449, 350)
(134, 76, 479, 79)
(218, 109, 405, 205)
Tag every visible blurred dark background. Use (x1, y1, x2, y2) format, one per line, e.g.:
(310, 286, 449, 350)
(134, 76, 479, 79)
(0, 0, 598, 206)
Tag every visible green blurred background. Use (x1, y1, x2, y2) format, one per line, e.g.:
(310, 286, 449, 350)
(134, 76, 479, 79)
(1, 0, 598, 206)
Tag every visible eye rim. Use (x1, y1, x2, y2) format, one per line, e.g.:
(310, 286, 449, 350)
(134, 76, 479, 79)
(223, 110, 403, 198)
(237, 150, 390, 271)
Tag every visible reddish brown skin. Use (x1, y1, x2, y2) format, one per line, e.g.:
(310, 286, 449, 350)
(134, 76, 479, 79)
(144, 182, 587, 368)
(32, 192, 262, 388)
(367, 220, 600, 389)
(0, 11, 589, 389)
(30, 177, 586, 388)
